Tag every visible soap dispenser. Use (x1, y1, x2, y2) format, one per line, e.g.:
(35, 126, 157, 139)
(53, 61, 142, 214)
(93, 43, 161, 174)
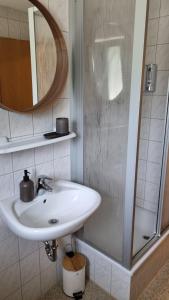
(20, 170, 34, 202)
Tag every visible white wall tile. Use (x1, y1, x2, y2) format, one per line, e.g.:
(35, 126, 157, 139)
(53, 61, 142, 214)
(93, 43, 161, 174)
(136, 180, 145, 199)
(0, 236, 19, 273)
(158, 16, 169, 44)
(7, 8, 23, 21)
(12, 149, 34, 172)
(8, 20, 20, 39)
(54, 140, 70, 159)
(40, 247, 54, 272)
(19, 12, 28, 23)
(35, 161, 54, 180)
(76, 240, 95, 281)
(20, 22, 29, 40)
(33, 104, 53, 134)
(148, 0, 160, 19)
(138, 160, 147, 180)
(146, 162, 161, 184)
(0, 109, 10, 137)
(156, 44, 169, 70)
(138, 139, 148, 160)
(22, 275, 41, 300)
(40, 264, 57, 296)
(148, 141, 163, 164)
(149, 119, 165, 142)
(145, 182, 160, 204)
(9, 112, 33, 138)
(111, 267, 130, 300)
(141, 96, 152, 118)
(0, 17, 8, 37)
(145, 46, 156, 65)
(49, 0, 69, 32)
(20, 250, 40, 285)
(144, 201, 158, 213)
(35, 145, 53, 165)
(0, 153, 12, 175)
(147, 18, 159, 46)
(151, 96, 167, 119)
(19, 238, 39, 260)
(0, 263, 21, 299)
(94, 252, 112, 294)
(140, 118, 150, 140)
(54, 156, 70, 180)
(160, 0, 169, 17)
(136, 197, 144, 208)
(0, 214, 14, 242)
(154, 71, 169, 96)
(0, 6, 8, 18)
(0, 173, 14, 201)
(56, 77, 72, 99)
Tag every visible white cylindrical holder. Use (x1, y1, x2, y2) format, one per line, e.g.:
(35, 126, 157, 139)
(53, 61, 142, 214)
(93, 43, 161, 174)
(63, 253, 86, 298)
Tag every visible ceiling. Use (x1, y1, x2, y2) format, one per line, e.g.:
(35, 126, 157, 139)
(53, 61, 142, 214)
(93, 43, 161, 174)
(0, 0, 32, 12)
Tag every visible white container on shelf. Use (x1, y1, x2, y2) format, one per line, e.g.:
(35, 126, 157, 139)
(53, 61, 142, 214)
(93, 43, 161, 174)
(63, 253, 86, 298)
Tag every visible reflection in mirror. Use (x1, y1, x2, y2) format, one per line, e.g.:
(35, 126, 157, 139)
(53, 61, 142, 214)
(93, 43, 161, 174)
(92, 23, 124, 102)
(0, 0, 57, 111)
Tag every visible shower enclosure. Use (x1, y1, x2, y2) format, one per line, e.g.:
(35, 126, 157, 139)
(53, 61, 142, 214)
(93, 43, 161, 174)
(71, 0, 169, 269)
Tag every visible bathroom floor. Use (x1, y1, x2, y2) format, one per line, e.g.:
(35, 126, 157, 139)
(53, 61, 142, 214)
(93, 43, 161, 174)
(42, 281, 114, 300)
(42, 258, 169, 300)
(138, 258, 169, 300)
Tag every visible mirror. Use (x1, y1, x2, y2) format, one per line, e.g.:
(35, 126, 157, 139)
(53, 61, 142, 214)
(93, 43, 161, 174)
(0, 0, 68, 112)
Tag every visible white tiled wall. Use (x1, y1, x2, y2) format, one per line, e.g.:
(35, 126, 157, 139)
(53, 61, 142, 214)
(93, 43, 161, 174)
(0, 0, 71, 299)
(0, 6, 29, 40)
(136, 0, 168, 213)
(76, 239, 131, 300)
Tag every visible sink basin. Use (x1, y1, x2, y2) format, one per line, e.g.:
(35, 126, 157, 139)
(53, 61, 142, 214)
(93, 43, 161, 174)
(0, 180, 101, 241)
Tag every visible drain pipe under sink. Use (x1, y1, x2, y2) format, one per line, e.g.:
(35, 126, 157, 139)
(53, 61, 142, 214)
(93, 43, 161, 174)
(43, 240, 58, 262)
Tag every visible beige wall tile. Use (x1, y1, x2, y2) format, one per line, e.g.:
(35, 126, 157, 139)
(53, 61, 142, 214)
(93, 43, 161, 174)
(22, 275, 41, 300)
(147, 19, 159, 46)
(154, 71, 169, 96)
(148, 0, 160, 19)
(160, 0, 169, 17)
(145, 46, 156, 65)
(158, 16, 169, 44)
(20, 250, 40, 285)
(5, 289, 22, 300)
(0, 263, 21, 299)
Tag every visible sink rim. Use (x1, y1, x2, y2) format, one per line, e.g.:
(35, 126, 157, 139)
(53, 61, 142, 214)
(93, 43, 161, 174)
(0, 180, 101, 241)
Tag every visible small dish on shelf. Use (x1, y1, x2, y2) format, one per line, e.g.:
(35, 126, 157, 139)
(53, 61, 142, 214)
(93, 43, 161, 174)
(43, 132, 70, 139)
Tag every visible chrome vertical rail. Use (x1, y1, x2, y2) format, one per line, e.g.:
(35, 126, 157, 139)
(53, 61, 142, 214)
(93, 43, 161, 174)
(156, 82, 169, 235)
(70, 0, 84, 183)
(123, 0, 148, 269)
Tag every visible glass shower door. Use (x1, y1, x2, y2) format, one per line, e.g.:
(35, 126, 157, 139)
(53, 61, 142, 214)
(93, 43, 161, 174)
(82, 0, 136, 263)
(133, 0, 169, 256)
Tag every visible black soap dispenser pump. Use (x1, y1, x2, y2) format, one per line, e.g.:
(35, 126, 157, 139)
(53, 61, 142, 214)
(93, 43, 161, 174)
(20, 170, 34, 202)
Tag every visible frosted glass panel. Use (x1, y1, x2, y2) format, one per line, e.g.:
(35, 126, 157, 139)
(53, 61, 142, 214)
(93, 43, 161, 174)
(82, 0, 135, 262)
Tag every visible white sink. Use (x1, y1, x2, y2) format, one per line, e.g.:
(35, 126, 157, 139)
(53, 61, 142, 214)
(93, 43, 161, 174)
(0, 180, 101, 241)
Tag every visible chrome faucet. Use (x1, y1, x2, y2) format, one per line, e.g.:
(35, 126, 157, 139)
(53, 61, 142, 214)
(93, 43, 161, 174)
(37, 176, 53, 195)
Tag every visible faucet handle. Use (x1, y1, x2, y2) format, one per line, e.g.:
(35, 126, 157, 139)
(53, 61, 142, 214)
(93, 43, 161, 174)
(38, 175, 53, 181)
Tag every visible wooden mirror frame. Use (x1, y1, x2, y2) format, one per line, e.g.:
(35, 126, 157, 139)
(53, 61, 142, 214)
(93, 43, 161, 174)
(0, 0, 68, 112)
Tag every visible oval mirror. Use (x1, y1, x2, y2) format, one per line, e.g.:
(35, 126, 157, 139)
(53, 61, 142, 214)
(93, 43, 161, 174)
(0, 0, 68, 112)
